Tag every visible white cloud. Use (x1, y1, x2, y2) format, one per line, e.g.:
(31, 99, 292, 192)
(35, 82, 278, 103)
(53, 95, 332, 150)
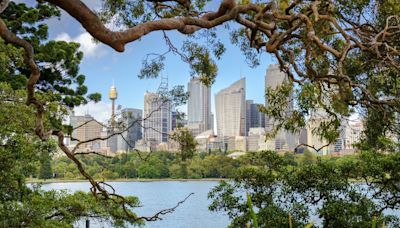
(105, 15, 128, 32)
(74, 101, 111, 123)
(55, 32, 107, 58)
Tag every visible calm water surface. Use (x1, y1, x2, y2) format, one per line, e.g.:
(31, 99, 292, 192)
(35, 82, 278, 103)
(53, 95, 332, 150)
(41, 181, 230, 228)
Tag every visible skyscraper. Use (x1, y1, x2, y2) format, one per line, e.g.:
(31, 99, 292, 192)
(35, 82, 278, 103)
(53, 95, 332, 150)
(264, 64, 298, 151)
(70, 114, 103, 150)
(264, 64, 289, 130)
(215, 78, 246, 137)
(246, 100, 265, 135)
(171, 110, 177, 130)
(143, 92, 171, 145)
(187, 77, 212, 135)
(116, 108, 142, 151)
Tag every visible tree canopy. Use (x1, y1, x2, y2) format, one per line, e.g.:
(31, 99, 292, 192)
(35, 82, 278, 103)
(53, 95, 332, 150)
(0, 0, 399, 226)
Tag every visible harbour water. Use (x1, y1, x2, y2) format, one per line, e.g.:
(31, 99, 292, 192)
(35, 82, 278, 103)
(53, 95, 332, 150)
(41, 181, 230, 228)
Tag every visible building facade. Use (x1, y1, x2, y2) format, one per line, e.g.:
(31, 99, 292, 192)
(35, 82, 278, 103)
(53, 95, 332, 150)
(264, 64, 298, 151)
(116, 108, 143, 151)
(246, 100, 265, 135)
(343, 120, 363, 150)
(187, 77, 212, 135)
(264, 64, 288, 131)
(69, 114, 103, 150)
(215, 78, 246, 137)
(143, 92, 171, 145)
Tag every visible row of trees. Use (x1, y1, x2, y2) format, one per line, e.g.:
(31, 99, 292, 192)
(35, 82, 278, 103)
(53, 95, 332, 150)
(48, 150, 318, 180)
(51, 152, 239, 179)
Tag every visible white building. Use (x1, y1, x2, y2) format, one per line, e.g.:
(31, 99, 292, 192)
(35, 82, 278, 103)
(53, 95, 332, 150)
(247, 128, 267, 151)
(143, 92, 171, 145)
(265, 64, 288, 128)
(343, 120, 364, 150)
(264, 64, 298, 151)
(215, 78, 246, 137)
(187, 77, 212, 136)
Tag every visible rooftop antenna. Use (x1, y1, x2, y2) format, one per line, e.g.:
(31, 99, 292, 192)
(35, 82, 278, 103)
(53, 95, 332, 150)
(156, 73, 170, 113)
(157, 73, 169, 94)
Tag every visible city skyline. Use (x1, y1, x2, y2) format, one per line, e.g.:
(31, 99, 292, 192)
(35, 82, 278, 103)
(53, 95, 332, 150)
(73, 65, 290, 132)
(74, 73, 267, 124)
(65, 63, 369, 156)
(67, 64, 366, 155)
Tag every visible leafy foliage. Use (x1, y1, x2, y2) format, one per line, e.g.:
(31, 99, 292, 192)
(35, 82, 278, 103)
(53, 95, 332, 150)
(209, 151, 400, 227)
(1, 2, 101, 108)
(0, 187, 141, 227)
(38, 141, 56, 180)
(170, 127, 198, 162)
(0, 83, 143, 227)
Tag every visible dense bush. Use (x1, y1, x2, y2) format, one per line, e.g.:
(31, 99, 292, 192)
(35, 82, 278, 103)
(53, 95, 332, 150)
(209, 151, 400, 227)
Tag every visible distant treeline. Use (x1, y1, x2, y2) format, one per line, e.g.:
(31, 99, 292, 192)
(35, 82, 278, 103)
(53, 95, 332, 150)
(41, 150, 353, 180)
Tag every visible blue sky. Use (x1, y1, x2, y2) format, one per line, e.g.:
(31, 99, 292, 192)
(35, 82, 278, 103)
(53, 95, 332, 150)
(37, 0, 277, 121)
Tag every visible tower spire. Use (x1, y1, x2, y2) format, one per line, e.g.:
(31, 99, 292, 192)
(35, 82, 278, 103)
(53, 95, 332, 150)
(109, 81, 118, 127)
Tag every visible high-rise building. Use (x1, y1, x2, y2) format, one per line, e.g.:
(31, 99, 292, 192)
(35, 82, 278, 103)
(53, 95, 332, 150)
(171, 110, 177, 130)
(70, 114, 103, 150)
(264, 64, 298, 151)
(246, 100, 265, 135)
(265, 64, 289, 130)
(210, 113, 214, 132)
(143, 92, 171, 145)
(187, 77, 212, 135)
(215, 78, 246, 137)
(116, 108, 142, 151)
(171, 110, 187, 130)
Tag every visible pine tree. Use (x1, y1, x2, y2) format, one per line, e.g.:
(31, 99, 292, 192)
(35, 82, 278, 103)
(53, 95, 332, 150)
(39, 152, 53, 179)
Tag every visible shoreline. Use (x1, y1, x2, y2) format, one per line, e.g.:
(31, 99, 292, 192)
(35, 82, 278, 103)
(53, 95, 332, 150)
(27, 178, 226, 184)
